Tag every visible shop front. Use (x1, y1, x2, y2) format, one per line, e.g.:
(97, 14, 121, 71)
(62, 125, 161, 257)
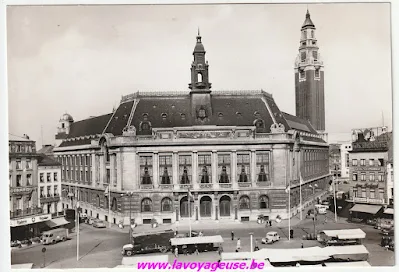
(10, 214, 52, 241)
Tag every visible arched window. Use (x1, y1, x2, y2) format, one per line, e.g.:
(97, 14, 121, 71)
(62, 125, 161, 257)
(197, 73, 203, 83)
(259, 195, 269, 209)
(141, 198, 153, 212)
(161, 197, 172, 212)
(239, 196, 250, 210)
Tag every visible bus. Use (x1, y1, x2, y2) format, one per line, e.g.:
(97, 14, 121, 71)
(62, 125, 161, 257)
(121, 229, 175, 256)
(317, 229, 365, 246)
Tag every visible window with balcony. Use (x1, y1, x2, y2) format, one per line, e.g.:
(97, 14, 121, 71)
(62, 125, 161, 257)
(16, 175, 22, 187)
(218, 154, 231, 184)
(159, 155, 172, 184)
(26, 174, 32, 186)
(141, 198, 153, 212)
(25, 160, 32, 169)
(379, 189, 384, 200)
(369, 159, 374, 166)
(237, 153, 250, 183)
(139, 155, 153, 185)
(198, 154, 211, 184)
(259, 195, 270, 209)
(161, 197, 172, 212)
(239, 195, 250, 210)
(352, 173, 358, 181)
(352, 159, 358, 166)
(369, 172, 375, 181)
(361, 173, 366, 181)
(47, 173, 51, 182)
(16, 160, 21, 170)
(370, 189, 375, 199)
(361, 189, 366, 198)
(256, 152, 270, 182)
(360, 159, 366, 166)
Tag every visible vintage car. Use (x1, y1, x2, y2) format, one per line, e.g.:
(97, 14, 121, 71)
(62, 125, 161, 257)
(93, 220, 106, 228)
(261, 232, 280, 244)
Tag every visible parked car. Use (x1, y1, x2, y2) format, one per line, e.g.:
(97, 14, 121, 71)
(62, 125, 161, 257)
(88, 217, 95, 225)
(261, 232, 280, 244)
(80, 213, 88, 223)
(42, 228, 68, 245)
(10, 240, 22, 248)
(367, 218, 378, 226)
(93, 220, 106, 228)
(186, 231, 199, 237)
(321, 200, 330, 206)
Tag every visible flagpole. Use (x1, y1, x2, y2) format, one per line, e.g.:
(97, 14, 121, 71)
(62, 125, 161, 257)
(108, 186, 111, 228)
(188, 189, 192, 237)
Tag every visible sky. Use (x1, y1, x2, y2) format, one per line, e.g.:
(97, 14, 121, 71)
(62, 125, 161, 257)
(7, 3, 392, 146)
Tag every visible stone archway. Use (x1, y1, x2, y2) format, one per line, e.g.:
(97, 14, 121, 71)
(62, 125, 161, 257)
(200, 196, 212, 217)
(180, 196, 194, 218)
(219, 195, 231, 217)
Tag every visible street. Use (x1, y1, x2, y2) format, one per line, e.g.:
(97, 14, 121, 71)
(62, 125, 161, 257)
(11, 211, 394, 268)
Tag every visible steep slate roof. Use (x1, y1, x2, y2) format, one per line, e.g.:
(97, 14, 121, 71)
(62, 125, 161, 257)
(57, 91, 325, 146)
(302, 10, 315, 29)
(38, 154, 61, 166)
(37, 145, 54, 154)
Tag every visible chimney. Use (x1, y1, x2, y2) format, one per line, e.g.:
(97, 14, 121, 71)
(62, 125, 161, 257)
(23, 134, 30, 139)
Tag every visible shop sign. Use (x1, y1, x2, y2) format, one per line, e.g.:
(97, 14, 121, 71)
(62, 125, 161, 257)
(10, 214, 52, 227)
(10, 187, 34, 195)
(355, 167, 382, 171)
(353, 197, 384, 204)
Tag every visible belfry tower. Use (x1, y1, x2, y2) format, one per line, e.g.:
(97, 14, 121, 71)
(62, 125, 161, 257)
(294, 9, 325, 131)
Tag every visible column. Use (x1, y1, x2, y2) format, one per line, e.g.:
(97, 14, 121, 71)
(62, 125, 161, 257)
(232, 150, 237, 189)
(110, 154, 115, 187)
(212, 150, 218, 188)
(251, 150, 256, 185)
(173, 151, 178, 190)
(153, 152, 159, 189)
(91, 154, 96, 185)
(117, 152, 123, 191)
(192, 151, 198, 189)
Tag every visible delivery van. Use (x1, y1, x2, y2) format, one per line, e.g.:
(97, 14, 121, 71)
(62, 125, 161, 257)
(42, 228, 68, 245)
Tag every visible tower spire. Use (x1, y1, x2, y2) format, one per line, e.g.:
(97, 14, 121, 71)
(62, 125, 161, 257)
(197, 27, 200, 37)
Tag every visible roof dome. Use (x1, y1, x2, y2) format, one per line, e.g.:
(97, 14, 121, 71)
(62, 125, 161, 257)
(194, 40, 205, 53)
(61, 113, 74, 122)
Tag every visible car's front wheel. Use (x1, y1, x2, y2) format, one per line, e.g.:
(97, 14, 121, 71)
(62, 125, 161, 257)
(126, 250, 133, 256)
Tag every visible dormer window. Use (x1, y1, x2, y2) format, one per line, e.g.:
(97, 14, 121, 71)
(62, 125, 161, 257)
(254, 111, 260, 118)
(161, 113, 167, 120)
(181, 113, 186, 120)
(143, 113, 149, 121)
(218, 112, 224, 118)
(236, 112, 242, 117)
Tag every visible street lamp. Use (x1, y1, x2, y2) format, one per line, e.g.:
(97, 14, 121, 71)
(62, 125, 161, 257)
(333, 165, 338, 222)
(309, 184, 318, 238)
(249, 232, 254, 253)
(121, 192, 133, 244)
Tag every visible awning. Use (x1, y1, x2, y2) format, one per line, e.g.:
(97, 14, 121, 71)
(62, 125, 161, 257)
(384, 208, 394, 215)
(349, 204, 382, 214)
(170, 235, 224, 246)
(45, 217, 70, 228)
(322, 229, 366, 239)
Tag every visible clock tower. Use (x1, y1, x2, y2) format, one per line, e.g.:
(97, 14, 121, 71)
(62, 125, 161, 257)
(294, 9, 325, 131)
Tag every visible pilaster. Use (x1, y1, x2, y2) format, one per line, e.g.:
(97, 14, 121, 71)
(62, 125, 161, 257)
(192, 151, 198, 190)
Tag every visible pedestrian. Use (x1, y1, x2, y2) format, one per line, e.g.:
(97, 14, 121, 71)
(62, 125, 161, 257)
(199, 231, 203, 237)
(194, 244, 199, 255)
(218, 245, 223, 256)
(231, 231, 234, 241)
(182, 244, 188, 255)
(269, 220, 272, 227)
(301, 243, 304, 248)
(174, 247, 179, 258)
(254, 239, 259, 251)
(236, 238, 241, 251)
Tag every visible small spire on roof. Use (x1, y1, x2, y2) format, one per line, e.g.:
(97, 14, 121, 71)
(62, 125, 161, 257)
(197, 27, 200, 37)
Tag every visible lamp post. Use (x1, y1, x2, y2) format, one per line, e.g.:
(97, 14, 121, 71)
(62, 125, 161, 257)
(309, 184, 318, 237)
(249, 232, 254, 253)
(121, 192, 133, 244)
(333, 165, 338, 222)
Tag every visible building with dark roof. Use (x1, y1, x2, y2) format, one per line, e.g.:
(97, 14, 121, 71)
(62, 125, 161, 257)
(53, 11, 330, 225)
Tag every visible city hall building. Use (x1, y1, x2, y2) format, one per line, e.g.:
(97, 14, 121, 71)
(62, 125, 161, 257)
(53, 11, 330, 225)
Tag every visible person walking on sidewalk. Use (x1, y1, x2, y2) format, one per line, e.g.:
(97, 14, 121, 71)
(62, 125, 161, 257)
(194, 244, 199, 255)
(231, 231, 234, 241)
(236, 238, 241, 251)
(174, 247, 179, 258)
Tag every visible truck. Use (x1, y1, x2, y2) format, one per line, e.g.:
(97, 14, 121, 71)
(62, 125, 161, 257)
(121, 229, 175, 256)
(42, 228, 68, 245)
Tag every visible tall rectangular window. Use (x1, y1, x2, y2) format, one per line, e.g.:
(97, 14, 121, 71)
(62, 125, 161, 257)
(159, 154, 172, 184)
(54, 172, 58, 182)
(256, 152, 270, 182)
(26, 174, 32, 186)
(301, 51, 306, 61)
(40, 173, 44, 183)
(47, 186, 51, 196)
(54, 185, 58, 196)
(370, 189, 375, 199)
(379, 189, 384, 200)
(106, 169, 110, 184)
(139, 155, 153, 185)
(40, 187, 44, 198)
(378, 172, 384, 182)
(360, 159, 366, 166)
(218, 154, 231, 183)
(300, 70, 305, 79)
(86, 156, 90, 166)
(198, 154, 211, 183)
(312, 51, 318, 60)
(352, 173, 358, 181)
(47, 173, 51, 182)
(361, 173, 366, 181)
(361, 188, 366, 198)
(315, 69, 320, 78)
(26, 159, 32, 169)
(352, 159, 358, 166)
(178, 154, 192, 184)
(369, 159, 374, 166)
(16, 160, 21, 170)
(369, 172, 375, 181)
(237, 153, 250, 183)
(378, 159, 384, 166)
(346, 154, 349, 167)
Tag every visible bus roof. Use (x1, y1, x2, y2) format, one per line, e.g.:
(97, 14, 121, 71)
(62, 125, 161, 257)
(321, 229, 366, 239)
(132, 229, 174, 237)
(170, 235, 224, 246)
